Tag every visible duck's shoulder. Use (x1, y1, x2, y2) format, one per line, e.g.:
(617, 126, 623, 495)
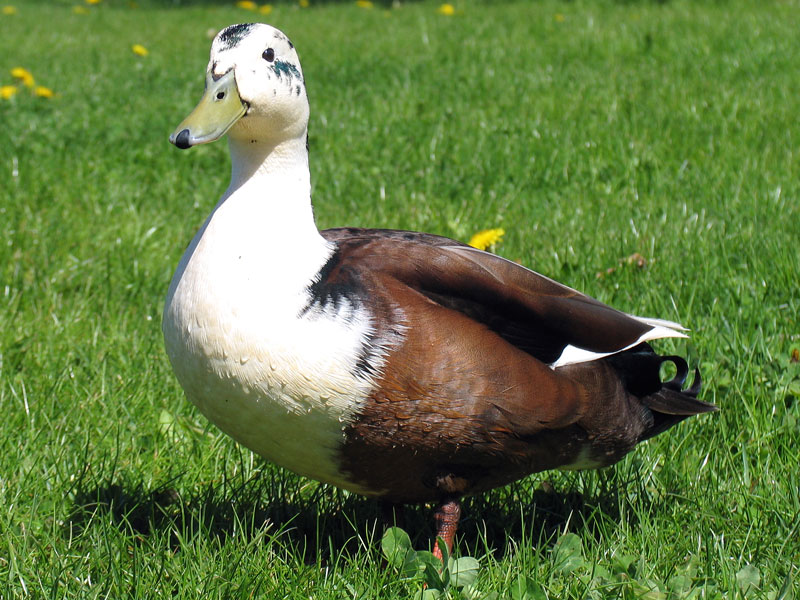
(321, 227, 463, 250)
(318, 227, 661, 366)
(312, 227, 465, 310)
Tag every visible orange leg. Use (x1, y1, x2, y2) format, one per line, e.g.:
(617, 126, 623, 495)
(432, 498, 462, 562)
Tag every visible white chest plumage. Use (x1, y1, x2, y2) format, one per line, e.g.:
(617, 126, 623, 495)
(162, 166, 380, 494)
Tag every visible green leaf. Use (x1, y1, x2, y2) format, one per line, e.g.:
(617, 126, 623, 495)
(510, 575, 547, 600)
(413, 588, 443, 600)
(436, 537, 449, 566)
(415, 550, 443, 574)
(552, 533, 585, 573)
(401, 551, 423, 578)
(381, 527, 414, 568)
(772, 573, 794, 600)
(667, 556, 700, 595)
(450, 556, 480, 588)
(633, 578, 666, 600)
(591, 565, 612, 583)
(422, 560, 445, 590)
(736, 565, 761, 596)
(611, 554, 636, 576)
(463, 584, 497, 600)
(668, 573, 694, 595)
(440, 560, 450, 590)
(158, 409, 175, 435)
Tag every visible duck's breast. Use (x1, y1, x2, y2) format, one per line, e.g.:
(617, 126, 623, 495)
(162, 211, 385, 494)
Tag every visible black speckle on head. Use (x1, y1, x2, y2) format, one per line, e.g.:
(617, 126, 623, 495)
(271, 59, 302, 81)
(273, 31, 294, 49)
(295, 84, 301, 96)
(218, 23, 256, 50)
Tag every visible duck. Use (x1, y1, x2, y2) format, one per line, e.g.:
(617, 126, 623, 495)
(163, 22, 716, 559)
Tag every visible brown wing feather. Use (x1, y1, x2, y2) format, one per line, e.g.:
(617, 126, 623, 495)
(322, 227, 653, 362)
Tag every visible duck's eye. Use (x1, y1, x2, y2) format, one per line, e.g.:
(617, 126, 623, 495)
(262, 48, 275, 62)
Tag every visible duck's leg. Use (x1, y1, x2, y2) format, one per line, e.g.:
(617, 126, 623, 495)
(432, 497, 462, 561)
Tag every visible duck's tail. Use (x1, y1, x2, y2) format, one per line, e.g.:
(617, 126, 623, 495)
(605, 343, 717, 441)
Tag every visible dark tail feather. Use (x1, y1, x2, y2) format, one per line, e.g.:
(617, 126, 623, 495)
(661, 354, 689, 390)
(641, 360, 717, 440)
(607, 345, 717, 441)
(644, 364, 714, 415)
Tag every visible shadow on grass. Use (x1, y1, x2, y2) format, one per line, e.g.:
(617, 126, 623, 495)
(67, 467, 635, 563)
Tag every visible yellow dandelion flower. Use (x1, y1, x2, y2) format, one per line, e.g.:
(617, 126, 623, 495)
(85, 0, 101, 4)
(299, 0, 309, 7)
(468, 228, 505, 251)
(258, 4, 272, 14)
(34, 86, 54, 98)
(235, 0, 257, 9)
(72, 5, 89, 13)
(554, 13, 565, 23)
(356, 0, 373, 7)
(11, 67, 34, 87)
(437, 3, 455, 15)
(0, 85, 18, 99)
(2, 5, 17, 14)
(132, 44, 149, 56)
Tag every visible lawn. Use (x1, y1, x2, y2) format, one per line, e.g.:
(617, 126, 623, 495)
(1, 0, 798, 597)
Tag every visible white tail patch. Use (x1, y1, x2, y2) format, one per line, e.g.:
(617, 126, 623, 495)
(631, 315, 688, 333)
(551, 315, 688, 368)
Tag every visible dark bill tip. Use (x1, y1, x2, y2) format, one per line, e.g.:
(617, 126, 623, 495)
(173, 129, 192, 149)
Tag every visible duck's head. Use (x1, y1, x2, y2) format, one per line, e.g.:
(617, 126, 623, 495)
(170, 23, 308, 150)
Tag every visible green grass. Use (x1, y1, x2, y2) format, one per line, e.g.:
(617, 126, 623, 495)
(1, 0, 799, 597)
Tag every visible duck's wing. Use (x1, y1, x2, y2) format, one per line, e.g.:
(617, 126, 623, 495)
(320, 227, 686, 368)
(317, 228, 712, 501)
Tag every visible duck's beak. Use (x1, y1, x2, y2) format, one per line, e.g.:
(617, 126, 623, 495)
(170, 69, 248, 149)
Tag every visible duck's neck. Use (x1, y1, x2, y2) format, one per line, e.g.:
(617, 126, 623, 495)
(226, 134, 309, 195)
(212, 133, 331, 286)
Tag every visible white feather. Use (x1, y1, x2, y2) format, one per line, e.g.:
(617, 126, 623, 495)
(550, 315, 688, 368)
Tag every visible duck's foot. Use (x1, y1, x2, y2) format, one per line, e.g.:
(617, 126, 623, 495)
(432, 498, 462, 561)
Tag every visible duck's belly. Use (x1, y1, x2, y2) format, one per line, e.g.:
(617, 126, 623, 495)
(162, 242, 383, 495)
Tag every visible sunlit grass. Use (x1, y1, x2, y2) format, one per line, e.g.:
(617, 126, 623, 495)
(1, 0, 798, 597)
